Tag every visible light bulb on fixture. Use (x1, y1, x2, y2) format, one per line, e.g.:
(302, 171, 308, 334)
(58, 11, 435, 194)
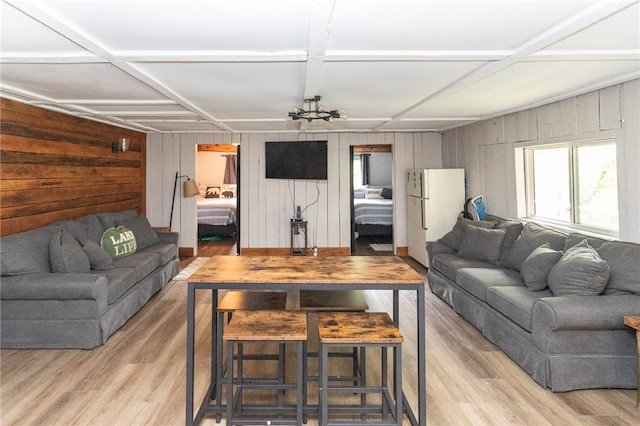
(287, 96, 345, 122)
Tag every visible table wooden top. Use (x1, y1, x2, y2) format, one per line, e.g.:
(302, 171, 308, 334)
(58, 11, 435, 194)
(189, 255, 424, 286)
(624, 316, 640, 331)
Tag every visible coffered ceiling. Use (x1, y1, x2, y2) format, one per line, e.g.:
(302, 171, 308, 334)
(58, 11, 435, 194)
(1, 0, 638, 133)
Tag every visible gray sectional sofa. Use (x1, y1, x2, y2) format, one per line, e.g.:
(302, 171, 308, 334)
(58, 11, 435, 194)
(427, 214, 640, 391)
(1, 210, 179, 349)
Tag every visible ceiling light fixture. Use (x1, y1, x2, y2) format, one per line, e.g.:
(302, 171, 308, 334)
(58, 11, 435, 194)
(287, 96, 346, 122)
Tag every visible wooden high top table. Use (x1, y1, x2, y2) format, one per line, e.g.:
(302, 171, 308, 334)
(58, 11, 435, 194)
(186, 255, 426, 426)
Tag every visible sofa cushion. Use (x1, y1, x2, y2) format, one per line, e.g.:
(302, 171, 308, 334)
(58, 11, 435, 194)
(139, 242, 178, 265)
(116, 215, 160, 250)
(0, 226, 58, 276)
(79, 238, 114, 270)
(101, 226, 137, 259)
(495, 220, 524, 266)
(112, 252, 161, 282)
(457, 226, 506, 264)
(75, 214, 105, 243)
(565, 233, 640, 296)
(487, 286, 553, 332)
(439, 217, 495, 251)
(520, 243, 563, 291)
(457, 268, 522, 302)
(55, 220, 90, 241)
(96, 210, 137, 230)
(49, 229, 90, 274)
(92, 267, 138, 304)
(432, 253, 498, 282)
(548, 240, 610, 296)
(504, 222, 566, 271)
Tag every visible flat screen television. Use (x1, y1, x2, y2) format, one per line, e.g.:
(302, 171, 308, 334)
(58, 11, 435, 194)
(265, 141, 328, 180)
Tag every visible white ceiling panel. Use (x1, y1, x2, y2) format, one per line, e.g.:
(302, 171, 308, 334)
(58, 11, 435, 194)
(0, 2, 87, 53)
(409, 59, 640, 118)
(135, 62, 307, 119)
(328, 0, 597, 51)
(28, 0, 311, 52)
(543, 2, 640, 51)
(1, 0, 638, 133)
(319, 61, 487, 118)
(0, 63, 168, 100)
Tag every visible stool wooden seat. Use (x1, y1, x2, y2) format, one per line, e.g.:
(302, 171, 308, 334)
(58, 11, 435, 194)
(300, 290, 369, 386)
(317, 311, 403, 426)
(219, 290, 288, 312)
(225, 310, 307, 426)
(215, 291, 288, 421)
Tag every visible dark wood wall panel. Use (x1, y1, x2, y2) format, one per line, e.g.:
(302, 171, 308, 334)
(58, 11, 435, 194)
(0, 98, 146, 236)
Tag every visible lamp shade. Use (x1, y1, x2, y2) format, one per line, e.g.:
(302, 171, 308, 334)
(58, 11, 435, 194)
(183, 179, 200, 197)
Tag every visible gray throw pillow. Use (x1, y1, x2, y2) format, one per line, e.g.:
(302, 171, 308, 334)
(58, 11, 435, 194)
(457, 226, 506, 264)
(504, 222, 567, 271)
(439, 217, 495, 251)
(79, 238, 114, 270)
(49, 229, 90, 273)
(547, 240, 610, 296)
(116, 215, 160, 250)
(520, 243, 563, 291)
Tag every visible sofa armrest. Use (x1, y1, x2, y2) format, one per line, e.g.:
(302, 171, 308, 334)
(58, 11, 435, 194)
(156, 231, 179, 246)
(532, 294, 640, 333)
(1, 273, 108, 306)
(425, 241, 455, 269)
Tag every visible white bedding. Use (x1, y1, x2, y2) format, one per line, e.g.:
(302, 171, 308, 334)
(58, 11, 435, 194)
(353, 198, 393, 225)
(197, 197, 237, 226)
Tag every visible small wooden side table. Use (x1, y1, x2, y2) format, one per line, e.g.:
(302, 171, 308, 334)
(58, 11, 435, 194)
(624, 316, 640, 411)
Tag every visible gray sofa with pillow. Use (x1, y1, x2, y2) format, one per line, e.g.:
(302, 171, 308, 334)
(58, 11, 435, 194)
(426, 215, 640, 391)
(1, 210, 179, 349)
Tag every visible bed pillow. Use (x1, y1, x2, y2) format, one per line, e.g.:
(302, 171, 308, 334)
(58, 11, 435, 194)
(547, 240, 610, 296)
(221, 184, 236, 198)
(381, 187, 393, 199)
(365, 187, 384, 199)
(520, 243, 563, 291)
(457, 226, 506, 264)
(116, 215, 160, 250)
(205, 186, 220, 198)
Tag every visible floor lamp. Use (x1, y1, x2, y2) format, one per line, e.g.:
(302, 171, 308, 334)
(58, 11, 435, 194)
(170, 171, 200, 230)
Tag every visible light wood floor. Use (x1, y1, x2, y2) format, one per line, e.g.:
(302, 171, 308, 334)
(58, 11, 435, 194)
(2, 241, 638, 425)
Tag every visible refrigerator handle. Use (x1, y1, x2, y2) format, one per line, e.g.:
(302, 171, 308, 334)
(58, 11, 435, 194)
(421, 199, 428, 230)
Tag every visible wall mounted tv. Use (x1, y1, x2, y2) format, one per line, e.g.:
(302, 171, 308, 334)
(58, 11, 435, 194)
(265, 141, 328, 180)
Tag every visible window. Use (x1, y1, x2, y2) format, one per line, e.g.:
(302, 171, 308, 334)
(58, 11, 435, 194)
(525, 140, 618, 235)
(353, 155, 363, 188)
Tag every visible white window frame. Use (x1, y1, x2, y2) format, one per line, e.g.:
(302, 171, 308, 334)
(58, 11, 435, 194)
(519, 134, 619, 239)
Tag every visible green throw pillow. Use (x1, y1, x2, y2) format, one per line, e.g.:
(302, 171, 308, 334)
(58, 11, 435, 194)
(101, 226, 137, 259)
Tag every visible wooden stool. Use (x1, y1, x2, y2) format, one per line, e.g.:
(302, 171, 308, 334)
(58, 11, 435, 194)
(225, 310, 307, 426)
(215, 291, 288, 420)
(300, 290, 369, 386)
(317, 311, 403, 426)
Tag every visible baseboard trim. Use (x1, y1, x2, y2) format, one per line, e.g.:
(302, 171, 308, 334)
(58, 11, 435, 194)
(240, 247, 351, 256)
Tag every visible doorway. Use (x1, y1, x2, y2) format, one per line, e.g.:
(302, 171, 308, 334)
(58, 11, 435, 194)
(350, 145, 394, 256)
(195, 143, 239, 255)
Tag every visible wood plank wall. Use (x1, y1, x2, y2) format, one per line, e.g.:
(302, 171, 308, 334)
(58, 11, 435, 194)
(0, 98, 146, 236)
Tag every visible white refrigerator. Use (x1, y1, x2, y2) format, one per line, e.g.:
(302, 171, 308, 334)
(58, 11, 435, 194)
(406, 169, 465, 267)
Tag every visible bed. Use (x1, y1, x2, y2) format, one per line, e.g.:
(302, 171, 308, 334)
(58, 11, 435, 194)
(197, 196, 237, 239)
(353, 198, 393, 237)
